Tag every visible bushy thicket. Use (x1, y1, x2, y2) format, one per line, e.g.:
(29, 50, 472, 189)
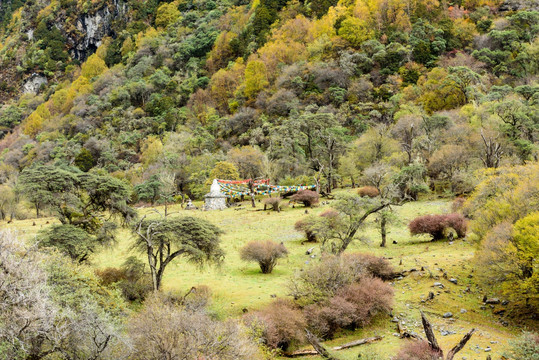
(96, 256, 153, 302)
(248, 254, 394, 350)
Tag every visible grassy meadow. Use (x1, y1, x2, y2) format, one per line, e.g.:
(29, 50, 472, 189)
(2, 190, 519, 359)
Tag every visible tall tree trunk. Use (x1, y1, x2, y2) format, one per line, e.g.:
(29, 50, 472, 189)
(380, 215, 387, 247)
(148, 250, 158, 291)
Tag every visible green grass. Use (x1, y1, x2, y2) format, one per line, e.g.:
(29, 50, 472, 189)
(3, 192, 520, 359)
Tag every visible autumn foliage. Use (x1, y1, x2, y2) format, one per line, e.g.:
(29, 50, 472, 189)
(409, 213, 468, 240)
(357, 186, 380, 198)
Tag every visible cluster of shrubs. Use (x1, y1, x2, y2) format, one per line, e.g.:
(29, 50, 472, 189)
(95, 256, 153, 302)
(245, 253, 395, 351)
(409, 213, 467, 240)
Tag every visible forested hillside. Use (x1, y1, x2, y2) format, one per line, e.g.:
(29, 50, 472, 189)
(0, 0, 537, 199)
(0, 0, 538, 358)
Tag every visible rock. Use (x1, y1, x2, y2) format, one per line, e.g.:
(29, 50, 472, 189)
(270, 294, 276, 298)
(460, 309, 467, 314)
(443, 312, 453, 318)
(485, 298, 500, 304)
(490, 341, 498, 344)
(485, 347, 491, 352)
(449, 278, 458, 284)
(433, 282, 444, 288)
(427, 292, 435, 300)
(22, 74, 48, 95)
(391, 317, 399, 323)
(501, 300, 509, 306)
(441, 330, 456, 336)
(70, 0, 128, 61)
(306, 247, 315, 255)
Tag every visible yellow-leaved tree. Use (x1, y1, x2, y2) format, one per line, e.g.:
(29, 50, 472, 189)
(81, 53, 107, 80)
(466, 163, 539, 312)
(243, 60, 269, 100)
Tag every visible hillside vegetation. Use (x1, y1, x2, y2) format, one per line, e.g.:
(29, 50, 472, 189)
(0, 0, 538, 359)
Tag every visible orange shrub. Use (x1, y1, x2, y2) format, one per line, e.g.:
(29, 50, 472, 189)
(357, 186, 380, 198)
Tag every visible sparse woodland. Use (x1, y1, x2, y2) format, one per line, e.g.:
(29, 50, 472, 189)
(0, 0, 538, 358)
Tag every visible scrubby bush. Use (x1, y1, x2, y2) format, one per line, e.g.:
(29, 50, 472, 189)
(409, 214, 447, 240)
(129, 294, 259, 360)
(394, 340, 440, 360)
(507, 332, 539, 360)
(343, 253, 395, 281)
(357, 186, 380, 198)
(305, 279, 393, 339)
(290, 190, 319, 207)
(409, 213, 467, 240)
(289, 253, 394, 304)
(289, 255, 354, 305)
(264, 197, 282, 211)
(247, 299, 306, 351)
(240, 240, 288, 274)
(294, 219, 317, 242)
(96, 256, 152, 302)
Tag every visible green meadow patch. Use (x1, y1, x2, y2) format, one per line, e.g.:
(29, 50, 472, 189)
(3, 194, 519, 359)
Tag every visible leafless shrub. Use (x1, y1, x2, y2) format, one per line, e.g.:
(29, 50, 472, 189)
(246, 299, 306, 351)
(129, 293, 259, 360)
(394, 340, 440, 360)
(240, 240, 288, 274)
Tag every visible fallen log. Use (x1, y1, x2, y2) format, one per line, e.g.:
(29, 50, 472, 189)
(332, 336, 382, 350)
(285, 335, 383, 357)
(305, 330, 340, 360)
(286, 349, 318, 357)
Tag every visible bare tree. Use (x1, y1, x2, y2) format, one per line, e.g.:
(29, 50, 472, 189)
(479, 129, 504, 168)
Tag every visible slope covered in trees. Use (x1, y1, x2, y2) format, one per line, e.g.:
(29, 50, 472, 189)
(0, 0, 538, 358)
(0, 0, 537, 200)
